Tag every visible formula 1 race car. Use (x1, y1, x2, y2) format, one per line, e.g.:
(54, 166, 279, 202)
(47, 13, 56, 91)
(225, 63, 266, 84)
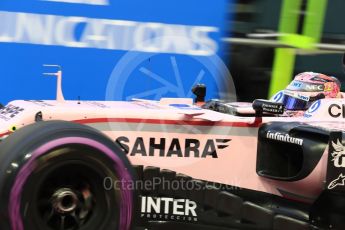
(0, 68, 345, 230)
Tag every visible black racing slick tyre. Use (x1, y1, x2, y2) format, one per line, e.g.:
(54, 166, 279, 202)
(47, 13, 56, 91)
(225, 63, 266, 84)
(0, 121, 136, 230)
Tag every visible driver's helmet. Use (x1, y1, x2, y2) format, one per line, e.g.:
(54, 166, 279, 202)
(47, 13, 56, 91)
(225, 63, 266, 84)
(283, 72, 341, 111)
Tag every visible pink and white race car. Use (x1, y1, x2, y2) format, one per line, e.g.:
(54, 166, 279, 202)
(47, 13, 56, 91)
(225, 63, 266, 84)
(0, 68, 344, 230)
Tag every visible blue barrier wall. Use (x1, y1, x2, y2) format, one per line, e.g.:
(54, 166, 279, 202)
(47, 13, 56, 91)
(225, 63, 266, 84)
(0, 0, 231, 104)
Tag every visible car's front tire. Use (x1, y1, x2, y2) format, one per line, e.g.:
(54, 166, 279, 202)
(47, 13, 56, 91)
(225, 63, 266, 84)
(0, 121, 135, 230)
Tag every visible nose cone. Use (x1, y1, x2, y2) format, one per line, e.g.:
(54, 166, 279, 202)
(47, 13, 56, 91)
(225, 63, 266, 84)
(0, 129, 11, 141)
(0, 106, 10, 139)
(0, 105, 17, 140)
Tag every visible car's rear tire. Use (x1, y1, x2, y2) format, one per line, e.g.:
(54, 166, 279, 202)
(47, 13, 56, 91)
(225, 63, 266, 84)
(0, 121, 135, 230)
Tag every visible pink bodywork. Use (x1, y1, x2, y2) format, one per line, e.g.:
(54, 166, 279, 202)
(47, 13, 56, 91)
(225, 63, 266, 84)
(0, 98, 339, 203)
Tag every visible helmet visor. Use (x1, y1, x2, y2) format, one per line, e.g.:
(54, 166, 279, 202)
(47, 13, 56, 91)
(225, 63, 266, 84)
(282, 94, 311, 110)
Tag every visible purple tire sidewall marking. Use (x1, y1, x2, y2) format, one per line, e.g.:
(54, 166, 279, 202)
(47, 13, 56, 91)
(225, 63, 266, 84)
(9, 137, 133, 230)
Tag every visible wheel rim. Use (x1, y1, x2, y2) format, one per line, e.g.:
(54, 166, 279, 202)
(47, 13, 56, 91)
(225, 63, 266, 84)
(51, 188, 80, 215)
(36, 163, 104, 230)
(19, 146, 122, 230)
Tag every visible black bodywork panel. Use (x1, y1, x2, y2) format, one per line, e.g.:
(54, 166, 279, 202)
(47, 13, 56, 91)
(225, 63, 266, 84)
(257, 122, 330, 181)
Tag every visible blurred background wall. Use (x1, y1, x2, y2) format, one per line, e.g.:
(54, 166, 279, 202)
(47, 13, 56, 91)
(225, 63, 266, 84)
(0, 0, 231, 104)
(1, 0, 345, 104)
(228, 0, 345, 102)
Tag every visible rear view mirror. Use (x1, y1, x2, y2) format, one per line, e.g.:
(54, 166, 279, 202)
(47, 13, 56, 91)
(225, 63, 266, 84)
(252, 99, 284, 116)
